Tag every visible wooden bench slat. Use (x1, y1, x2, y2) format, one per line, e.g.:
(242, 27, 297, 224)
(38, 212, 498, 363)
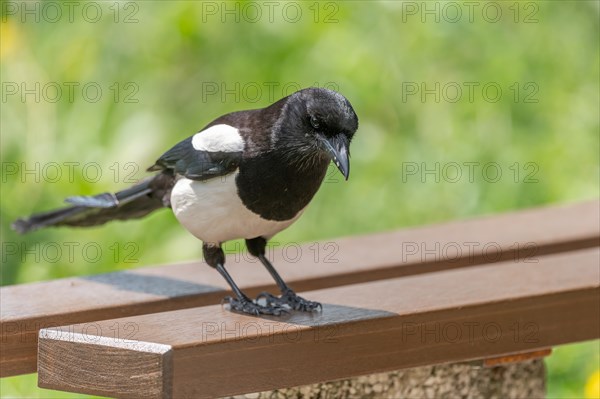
(38, 248, 600, 399)
(1, 200, 599, 377)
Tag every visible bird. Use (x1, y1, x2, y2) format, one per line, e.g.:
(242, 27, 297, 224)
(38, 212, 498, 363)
(12, 87, 359, 316)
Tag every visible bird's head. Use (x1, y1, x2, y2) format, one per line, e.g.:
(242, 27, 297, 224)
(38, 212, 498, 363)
(274, 87, 359, 180)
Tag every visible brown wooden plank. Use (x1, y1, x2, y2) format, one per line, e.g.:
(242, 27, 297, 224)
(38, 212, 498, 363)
(38, 248, 600, 399)
(38, 338, 172, 399)
(482, 349, 552, 367)
(2, 199, 599, 376)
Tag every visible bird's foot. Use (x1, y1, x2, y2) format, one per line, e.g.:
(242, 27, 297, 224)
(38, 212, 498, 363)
(256, 289, 322, 312)
(222, 296, 288, 316)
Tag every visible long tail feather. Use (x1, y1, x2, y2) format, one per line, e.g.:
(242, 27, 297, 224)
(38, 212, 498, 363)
(11, 174, 174, 234)
(11, 206, 88, 234)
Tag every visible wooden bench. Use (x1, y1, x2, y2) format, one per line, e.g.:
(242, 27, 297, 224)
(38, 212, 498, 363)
(1, 200, 599, 398)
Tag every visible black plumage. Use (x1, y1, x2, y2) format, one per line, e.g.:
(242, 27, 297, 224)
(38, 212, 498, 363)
(12, 87, 359, 316)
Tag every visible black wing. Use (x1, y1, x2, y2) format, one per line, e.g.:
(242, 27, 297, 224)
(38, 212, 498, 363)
(148, 136, 242, 181)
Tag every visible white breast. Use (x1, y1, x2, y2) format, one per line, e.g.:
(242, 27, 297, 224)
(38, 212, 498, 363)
(170, 174, 303, 245)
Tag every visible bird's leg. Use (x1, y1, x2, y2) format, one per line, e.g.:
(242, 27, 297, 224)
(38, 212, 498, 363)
(203, 244, 286, 316)
(246, 237, 322, 312)
(256, 254, 322, 312)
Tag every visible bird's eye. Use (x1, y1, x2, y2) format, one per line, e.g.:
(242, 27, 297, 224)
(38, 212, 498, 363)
(310, 116, 320, 129)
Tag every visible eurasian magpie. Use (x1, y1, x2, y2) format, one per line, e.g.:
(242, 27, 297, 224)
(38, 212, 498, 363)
(12, 87, 359, 316)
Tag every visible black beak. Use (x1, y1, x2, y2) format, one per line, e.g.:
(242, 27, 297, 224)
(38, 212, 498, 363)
(322, 134, 350, 180)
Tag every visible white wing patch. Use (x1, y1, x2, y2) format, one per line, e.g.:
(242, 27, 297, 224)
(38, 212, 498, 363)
(191, 124, 244, 153)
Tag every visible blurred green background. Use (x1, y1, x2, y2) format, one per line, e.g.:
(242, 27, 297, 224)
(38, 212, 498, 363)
(1, 1, 598, 398)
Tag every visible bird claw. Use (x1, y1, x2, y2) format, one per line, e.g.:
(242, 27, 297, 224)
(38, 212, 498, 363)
(222, 296, 288, 316)
(256, 289, 322, 312)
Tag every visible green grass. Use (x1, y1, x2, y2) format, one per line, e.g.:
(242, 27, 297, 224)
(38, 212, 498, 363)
(1, 1, 598, 397)
(547, 341, 600, 399)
